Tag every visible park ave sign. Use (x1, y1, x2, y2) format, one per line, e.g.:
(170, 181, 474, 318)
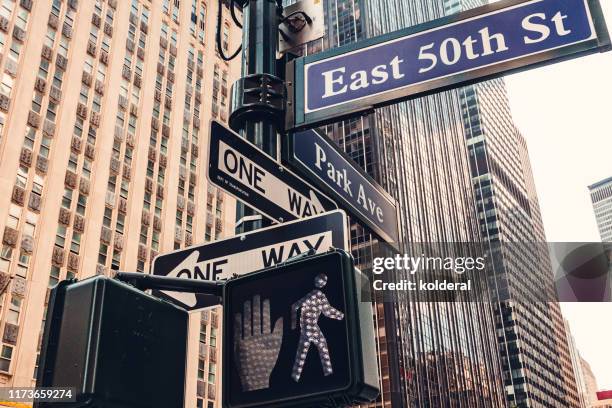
(285, 129, 399, 246)
(286, 0, 611, 130)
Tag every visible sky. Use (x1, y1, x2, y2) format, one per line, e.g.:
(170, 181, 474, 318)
(503, 1, 612, 391)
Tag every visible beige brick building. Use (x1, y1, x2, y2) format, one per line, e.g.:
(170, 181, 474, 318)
(0, 0, 242, 406)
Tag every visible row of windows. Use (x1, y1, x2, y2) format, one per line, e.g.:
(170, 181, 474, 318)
(190, 0, 207, 43)
(0, 0, 50, 375)
(163, 0, 181, 24)
(197, 310, 219, 406)
(102, 0, 144, 272)
(591, 183, 612, 203)
(0, 0, 32, 138)
(137, 16, 178, 271)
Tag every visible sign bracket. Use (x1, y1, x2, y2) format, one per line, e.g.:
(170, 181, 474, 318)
(114, 272, 224, 299)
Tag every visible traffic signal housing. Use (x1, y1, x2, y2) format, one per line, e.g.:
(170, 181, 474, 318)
(36, 275, 189, 408)
(223, 249, 379, 408)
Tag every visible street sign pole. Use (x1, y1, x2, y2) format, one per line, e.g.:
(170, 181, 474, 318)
(230, 0, 285, 233)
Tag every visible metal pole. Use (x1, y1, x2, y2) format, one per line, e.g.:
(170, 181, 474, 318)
(229, 0, 283, 234)
(114, 272, 224, 296)
(240, 0, 280, 151)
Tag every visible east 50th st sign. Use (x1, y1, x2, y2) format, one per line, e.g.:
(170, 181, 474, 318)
(286, 0, 610, 130)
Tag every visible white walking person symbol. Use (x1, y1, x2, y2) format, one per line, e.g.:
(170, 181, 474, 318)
(291, 273, 344, 382)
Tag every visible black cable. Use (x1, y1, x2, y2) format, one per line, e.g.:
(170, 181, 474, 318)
(230, 0, 243, 29)
(217, 0, 242, 61)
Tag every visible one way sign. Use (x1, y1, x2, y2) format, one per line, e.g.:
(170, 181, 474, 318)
(151, 211, 348, 310)
(208, 121, 337, 223)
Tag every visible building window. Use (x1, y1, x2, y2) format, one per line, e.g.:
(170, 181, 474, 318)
(139, 225, 148, 245)
(15, 8, 29, 30)
(210, 328, 217, 347)
(68, 152, 78, 171)
(98, 243, 108, 265)
(222, 24, 229, 51)
(76, 194, 87, 216)
(9, 42, 22, 63)
(0, 246, 12, 260)
(74, 118, 84, 136)
(111, 250, 121, 270)
(152, 231, 160, 251)
(0, 345, 13, 372)
(62, 189, 73, 209)
(7, 296, 22, 325)
(7, 205, 21, 229)
(197, 359, 205, 380)
(70, 233, 81, 254)
(199, 322, 207, 343)
(23, 222, 35, 240)
(208, 362, 216, 383)
(103, 208, 112, 228)
(0, 74, 12, 97)
(0, 259, 9, 275)
(116, 213, 125, 234)
(55, 225, 67, 248)
(49, 266, 61, 287)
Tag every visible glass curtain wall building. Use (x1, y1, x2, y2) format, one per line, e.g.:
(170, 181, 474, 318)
(289, 0, 506, 406)
(448, 1, 583, 407)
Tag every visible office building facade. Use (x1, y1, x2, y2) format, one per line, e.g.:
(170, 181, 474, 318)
(458, 80, 582, 408)
(589, 176, 612, 242)
(0, 0, 242, 407)
(583, 357, 600, 406)
(564, 319, 590, 408)
(447, 1, 582, 406)
(288, 0, 507, 406)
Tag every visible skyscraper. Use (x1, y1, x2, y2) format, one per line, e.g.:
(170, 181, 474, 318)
(564, 319, 590, 408)
(458, 79, 582, 407)
(446, 0, 582, 405)
(589, 176, 612, 242)
(289, 0, 506, 406)
(0, 1, 242, 406)
(582, 357, 600, 405)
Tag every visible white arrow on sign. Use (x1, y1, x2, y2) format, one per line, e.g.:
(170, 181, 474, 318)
(162, 231, 334, 307)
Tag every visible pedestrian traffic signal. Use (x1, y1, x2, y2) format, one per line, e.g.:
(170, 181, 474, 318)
(223, 249, 380, 408)
(36, 276, 189, 408)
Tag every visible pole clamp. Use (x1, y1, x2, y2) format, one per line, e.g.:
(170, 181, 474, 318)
(229, 73, 286, 132)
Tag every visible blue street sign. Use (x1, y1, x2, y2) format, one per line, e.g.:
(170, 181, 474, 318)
(286, 0, 611, 130)
(208, 121, 337, 223)
(285, 129, 399, 246)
